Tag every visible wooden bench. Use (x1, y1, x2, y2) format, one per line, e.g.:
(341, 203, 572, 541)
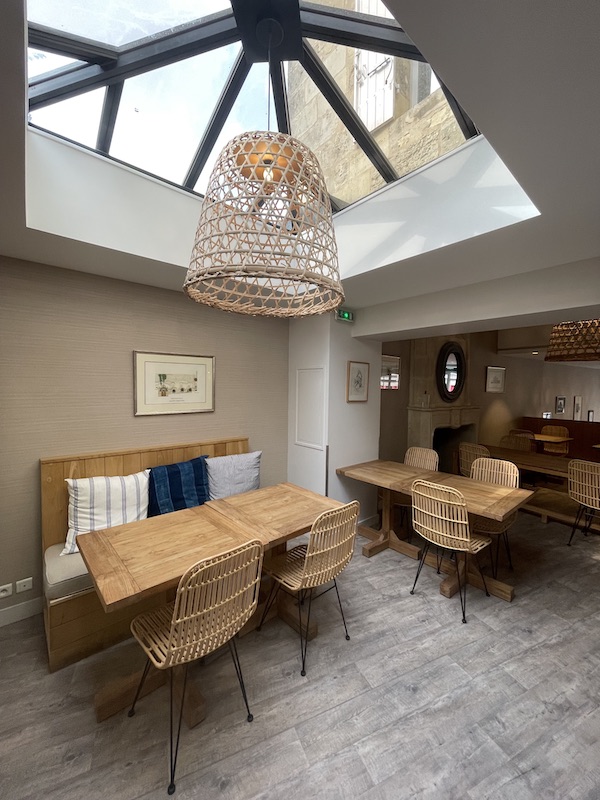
(522, 487, 600, 533)
(40, 436, 249, 672)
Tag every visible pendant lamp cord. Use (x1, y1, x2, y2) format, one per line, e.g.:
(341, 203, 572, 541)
(267, 29, 272, 131)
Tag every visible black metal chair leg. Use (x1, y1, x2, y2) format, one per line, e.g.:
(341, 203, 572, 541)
(568, 504, 585, 546)
(490, 536, 500, 579)
(299, 588, 313, 676)
(332, 578, 350, 641)
(257, 579, 281, 630)
(228, 637, 254, 722)
(473, 553, 490, 597)
(456, 553, 467, 623)
(168, 664, 189, 796)
(128, 657, 151, 717)
(410, 543, 430, 595)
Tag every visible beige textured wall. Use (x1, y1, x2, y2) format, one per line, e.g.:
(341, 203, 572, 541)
(0, 257, 289, 612)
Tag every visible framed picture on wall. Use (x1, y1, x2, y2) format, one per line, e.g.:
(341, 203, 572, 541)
(573, 395, 582, 421)
(134, 351, 215, 415)
(346, 361, 369, 402)
(485, 366, 506, 393)
(555, 395, 566, 414)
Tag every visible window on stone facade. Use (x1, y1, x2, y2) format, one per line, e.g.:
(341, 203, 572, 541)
(355, 0, 394, 131)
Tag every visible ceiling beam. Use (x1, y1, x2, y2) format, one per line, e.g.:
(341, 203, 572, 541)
(438, 78, 479, 139)
(300, 41, 398, 184)
(299, 3, 425, 61)
(183, 50, 251, 190)
(96, 82, 123, 154)
(29, 12, 240, 110)
(28, 22, 118, 66)
(270, 60, 290, 134)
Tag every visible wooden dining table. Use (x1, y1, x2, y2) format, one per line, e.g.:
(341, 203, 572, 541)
(77, 482, 342, 724)
(336, 459, 533, 602)
(484, 445, 571, 479)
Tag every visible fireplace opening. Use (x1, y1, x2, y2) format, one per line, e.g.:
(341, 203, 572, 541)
(433, 424, 476, 473)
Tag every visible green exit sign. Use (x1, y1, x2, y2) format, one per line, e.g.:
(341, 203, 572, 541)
(335, 308, 354, 322)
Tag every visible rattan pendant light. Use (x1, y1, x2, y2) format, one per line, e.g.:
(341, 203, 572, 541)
(545, 318, 600, 362)
(184, 16, 344, 317)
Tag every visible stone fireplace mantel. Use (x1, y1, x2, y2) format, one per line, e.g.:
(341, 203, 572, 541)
(407, 405, 480, 449)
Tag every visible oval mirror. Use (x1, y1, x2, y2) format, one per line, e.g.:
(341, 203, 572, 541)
(436, 342, 466, 403)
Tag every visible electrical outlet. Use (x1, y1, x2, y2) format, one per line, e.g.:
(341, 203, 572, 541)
(16, 577, 33, 593)
(0, 583, 13, 598)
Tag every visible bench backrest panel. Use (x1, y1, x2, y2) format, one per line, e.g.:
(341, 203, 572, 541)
(40, 437, 250, 550)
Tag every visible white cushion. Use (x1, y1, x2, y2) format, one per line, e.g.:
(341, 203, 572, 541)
(44, 544, 93, 600)
(206, 451, 262, 500)
(61, 469, 150, 555)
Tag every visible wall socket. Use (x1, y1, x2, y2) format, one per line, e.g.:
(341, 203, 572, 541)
(0, 583, 13, 598)
(16, 577, 33, 593)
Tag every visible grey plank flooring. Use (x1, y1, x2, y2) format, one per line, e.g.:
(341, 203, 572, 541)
(2, 513, 600, 800)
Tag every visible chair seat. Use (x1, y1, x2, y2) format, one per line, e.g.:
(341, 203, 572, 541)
(130, 602, 175, 668)
(264, 544, 307, 591)
(467, 533, 492, 553)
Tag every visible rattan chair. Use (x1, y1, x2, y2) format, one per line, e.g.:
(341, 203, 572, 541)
(458, 442, 490, 477)
(393, 447, 439, 534)
(409, 480, 491, 623)
(509, 429, 535, 450)
(500, 434, 532, 451)
(541, 424, 570, 455)
(128, 540, 263, 795)
(258, 500, 359, 676)
(567, 460, 600, 546)
(470, 457, 519, 578)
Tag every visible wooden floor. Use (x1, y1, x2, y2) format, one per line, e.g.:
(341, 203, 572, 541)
(2, 513, 600, 800)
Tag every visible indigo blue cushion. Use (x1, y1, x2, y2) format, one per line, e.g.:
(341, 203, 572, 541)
(148, 456, 209, 516)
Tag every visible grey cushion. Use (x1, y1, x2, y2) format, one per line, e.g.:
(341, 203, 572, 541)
(206, 451, 262, 500)
(44, 543, 93, 601)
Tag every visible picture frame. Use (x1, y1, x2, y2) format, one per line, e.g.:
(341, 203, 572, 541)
(555, 395, 566, 415)
(588, 410, 594, 422)
(134, 351, 215, 416)
(573, 395, 582, 421)
(346, 361, 369, 402)
(485, 366, 505, 393)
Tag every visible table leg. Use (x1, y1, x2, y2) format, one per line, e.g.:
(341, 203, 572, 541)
(424, 551, 514, 602)
(361, 488, 422, 560)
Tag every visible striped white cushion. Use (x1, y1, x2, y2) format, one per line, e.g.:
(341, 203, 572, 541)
(61, 470, 150, 555)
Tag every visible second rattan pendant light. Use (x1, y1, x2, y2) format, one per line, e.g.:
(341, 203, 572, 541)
(184, 129, 344, 317)
(184, 16, 344, 317)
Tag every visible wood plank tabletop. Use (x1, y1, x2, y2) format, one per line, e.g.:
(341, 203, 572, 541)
(78, 483, 342, 612)
(484, 445, 571, 477)
(532, 433, 574, 443)
(337, 460, 532, 521)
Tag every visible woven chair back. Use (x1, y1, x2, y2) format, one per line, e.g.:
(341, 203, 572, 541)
(411, 480, 471, 552)
(404, 447, 439, 471)
(164, 540, 263, 669)
(509, 429, 534, 439)
(470, 457, 519, 534)
(541, 425, 569, 455)
(500, 434, 531, 451)
(568, 460, 600, 512)
(458, 443, 490, 477)
(301, 500, 359, 589)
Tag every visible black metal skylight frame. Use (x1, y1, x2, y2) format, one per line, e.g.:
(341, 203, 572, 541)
(27, 2, 478, 202)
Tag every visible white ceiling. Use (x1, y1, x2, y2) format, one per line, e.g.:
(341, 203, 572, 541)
(1, 0, 599, 341)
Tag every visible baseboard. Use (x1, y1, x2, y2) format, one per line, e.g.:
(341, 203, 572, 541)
(0, 597, 43, 627)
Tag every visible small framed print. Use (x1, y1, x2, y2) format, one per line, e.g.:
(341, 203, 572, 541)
(555, 395, 566, 415)
(134, 351, 215, 416)
(588, 410, 594, 422)
(573, 395, 582, 421)
(346, 361, 369, 402)
(485, 366, 505, 393)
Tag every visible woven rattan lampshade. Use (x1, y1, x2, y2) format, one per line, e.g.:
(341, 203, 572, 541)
(184, 130, 344, 317)
(544, 319, 600, 362)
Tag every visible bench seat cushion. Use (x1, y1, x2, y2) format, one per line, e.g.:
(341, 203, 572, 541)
(44, 544, 93, 601)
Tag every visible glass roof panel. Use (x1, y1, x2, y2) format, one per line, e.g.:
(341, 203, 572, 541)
(110, 44, 241, 185)
(29, 88, 105, 149)
(312, 0, 393, 21)
(287, 61, 386, 206)
(27, 0, 231, 47)
(28, 49, 84, 81)
(306, 38, 466, 184)
(193, 62, 276, 194)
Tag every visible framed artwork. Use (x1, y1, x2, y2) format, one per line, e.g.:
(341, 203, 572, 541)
(346, 361, 369, 402)
(588, 410, 594, 422)
(134, 351, 215, 416)
(485, 366, 506, 393)
(555, 395, 566, 415)
(573, 395, 582, 421)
